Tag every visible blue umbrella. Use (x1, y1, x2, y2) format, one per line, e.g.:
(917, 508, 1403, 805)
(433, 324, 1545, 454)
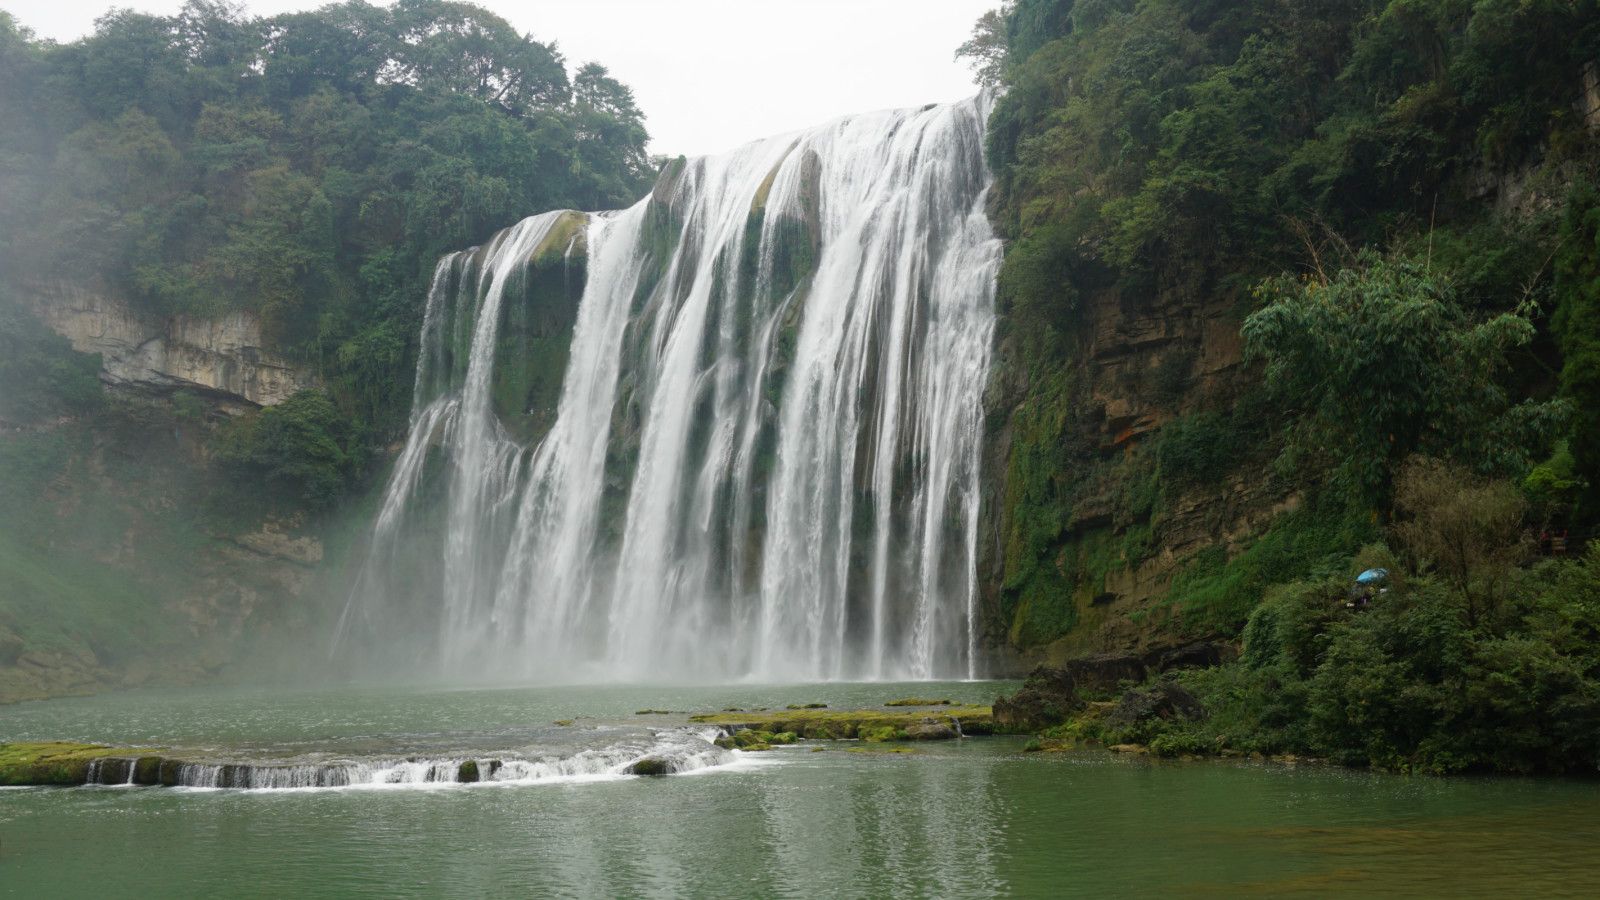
(1356, 568, 1388, 585)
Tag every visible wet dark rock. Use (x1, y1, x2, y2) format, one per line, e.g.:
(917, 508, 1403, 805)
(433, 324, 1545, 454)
(1154, 641, 1237, 673)
(993, 665, 1084, 732)
(458, 760, 480, 783)
(1106, 681, 1207, 731)
(625, 757, 671, 776)
(133, 756, 162, 785)
(1061, 654, 1149, 694)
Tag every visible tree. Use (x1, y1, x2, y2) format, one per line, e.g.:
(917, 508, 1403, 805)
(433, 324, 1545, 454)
(1242, 253, 1552, 499)
(387, 0, 568, 115)
(569, 62, 651, 209)
(214, 389, 361, 508)
(956, 4, 1013, 89)
(1553, 179, 1600, 520)
(1392, 457, 1528, 625)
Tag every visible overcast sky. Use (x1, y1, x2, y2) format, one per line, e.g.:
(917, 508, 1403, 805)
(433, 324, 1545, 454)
(5, 0, 999, 157)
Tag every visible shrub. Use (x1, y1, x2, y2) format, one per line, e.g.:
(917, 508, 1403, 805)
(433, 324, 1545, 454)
(0, 304, 103, 423)
(1155, 412, 1235, 487)
(213, 389, 364, 509)
(1391, 457, 1529, 626)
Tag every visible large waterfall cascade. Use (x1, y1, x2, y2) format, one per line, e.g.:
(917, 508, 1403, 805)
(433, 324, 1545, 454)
(339, 95, 1002, 681)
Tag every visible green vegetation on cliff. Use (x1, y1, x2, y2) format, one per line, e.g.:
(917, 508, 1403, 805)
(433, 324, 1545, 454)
(0, 1, 657, 700)
(972, 0, 1600, 652)
(0, 0, 653, 443)
(972, 0, 1600, 773)
(1035, 495, 1600, 774)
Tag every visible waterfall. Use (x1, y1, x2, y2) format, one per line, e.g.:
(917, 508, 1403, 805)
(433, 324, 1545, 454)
(339, 95, 1000, 682)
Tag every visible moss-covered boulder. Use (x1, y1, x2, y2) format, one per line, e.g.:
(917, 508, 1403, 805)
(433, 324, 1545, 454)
(715, 728, 799, 751)
(624, 757, 671, 776)
(133, 756, 163, 785)
(904, 722, 960, 741)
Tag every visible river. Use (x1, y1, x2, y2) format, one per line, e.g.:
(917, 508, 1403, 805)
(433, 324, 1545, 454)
(3, 683, 1597, 897)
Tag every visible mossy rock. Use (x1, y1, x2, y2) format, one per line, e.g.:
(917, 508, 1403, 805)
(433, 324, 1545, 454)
(689, 706, 993, 740)
(133, 756, 163, 785)
(0, 742, 151, 786)
(625, 757, 672, 776)
(904, 722, 959, 741)
(458, 760, 481, 783)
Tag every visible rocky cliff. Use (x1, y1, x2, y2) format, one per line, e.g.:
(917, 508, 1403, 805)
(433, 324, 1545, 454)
(25, 281, 317, 412)
(977, 271, 1292, 674)
(0, 282, 343, 704)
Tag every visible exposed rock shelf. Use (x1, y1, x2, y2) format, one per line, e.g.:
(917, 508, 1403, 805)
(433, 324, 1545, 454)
(0, 732, 735, 788)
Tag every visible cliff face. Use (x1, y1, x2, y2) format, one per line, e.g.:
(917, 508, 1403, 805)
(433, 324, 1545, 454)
(0, 283, 338, 704)
(25, 281, 317, 411)
(0, 413, 341, 704)
(977, 274, 1291, 674)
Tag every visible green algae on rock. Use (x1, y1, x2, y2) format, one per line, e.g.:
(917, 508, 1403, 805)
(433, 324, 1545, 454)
(624, 757, 672, 776)
(0, 742, 150, 786)
(692, 706, 993, 740)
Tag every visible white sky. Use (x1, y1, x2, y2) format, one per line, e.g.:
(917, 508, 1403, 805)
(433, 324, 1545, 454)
(4, 0, 999, 157)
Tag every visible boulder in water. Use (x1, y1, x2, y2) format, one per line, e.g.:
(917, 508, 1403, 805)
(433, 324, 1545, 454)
(904, 722, 959, 741)
(458, 760, 481, 783)
(133, 756, 162, 785)
(993, 666, 1085, 732)
(625, 757, 672, 776)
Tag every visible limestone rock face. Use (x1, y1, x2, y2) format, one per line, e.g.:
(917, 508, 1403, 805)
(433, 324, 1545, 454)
(26, 281, 316, 409)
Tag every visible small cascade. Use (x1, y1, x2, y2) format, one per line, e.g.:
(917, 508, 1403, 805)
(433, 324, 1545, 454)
(89, 730, 734, 790)
(340, 95, 1001, 682)
(84, 757, 138, 785)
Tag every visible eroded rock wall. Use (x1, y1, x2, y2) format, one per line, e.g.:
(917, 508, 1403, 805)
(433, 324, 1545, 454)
(979, 277, 1287, 674)
(25, 281, 316, 410)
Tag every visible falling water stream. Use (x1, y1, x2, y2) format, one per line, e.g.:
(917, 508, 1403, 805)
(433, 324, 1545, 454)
(338, 95, 1000, 681)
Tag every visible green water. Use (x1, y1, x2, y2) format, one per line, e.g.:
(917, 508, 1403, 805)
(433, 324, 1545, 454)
(3, 683, 1598, 897)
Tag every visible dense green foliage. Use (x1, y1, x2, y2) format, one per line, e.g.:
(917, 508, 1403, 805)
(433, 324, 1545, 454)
(0, 2, 655, 697)
(975, 0, 1600, 648)
(1037, 463, 1600, 774)
(214, 389, 363, 509)
(0, 1, 653, 440)
(1555, 176, 1600, 517)
(0, 294, 104, 424)
(1244, 254, 1558, 498)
